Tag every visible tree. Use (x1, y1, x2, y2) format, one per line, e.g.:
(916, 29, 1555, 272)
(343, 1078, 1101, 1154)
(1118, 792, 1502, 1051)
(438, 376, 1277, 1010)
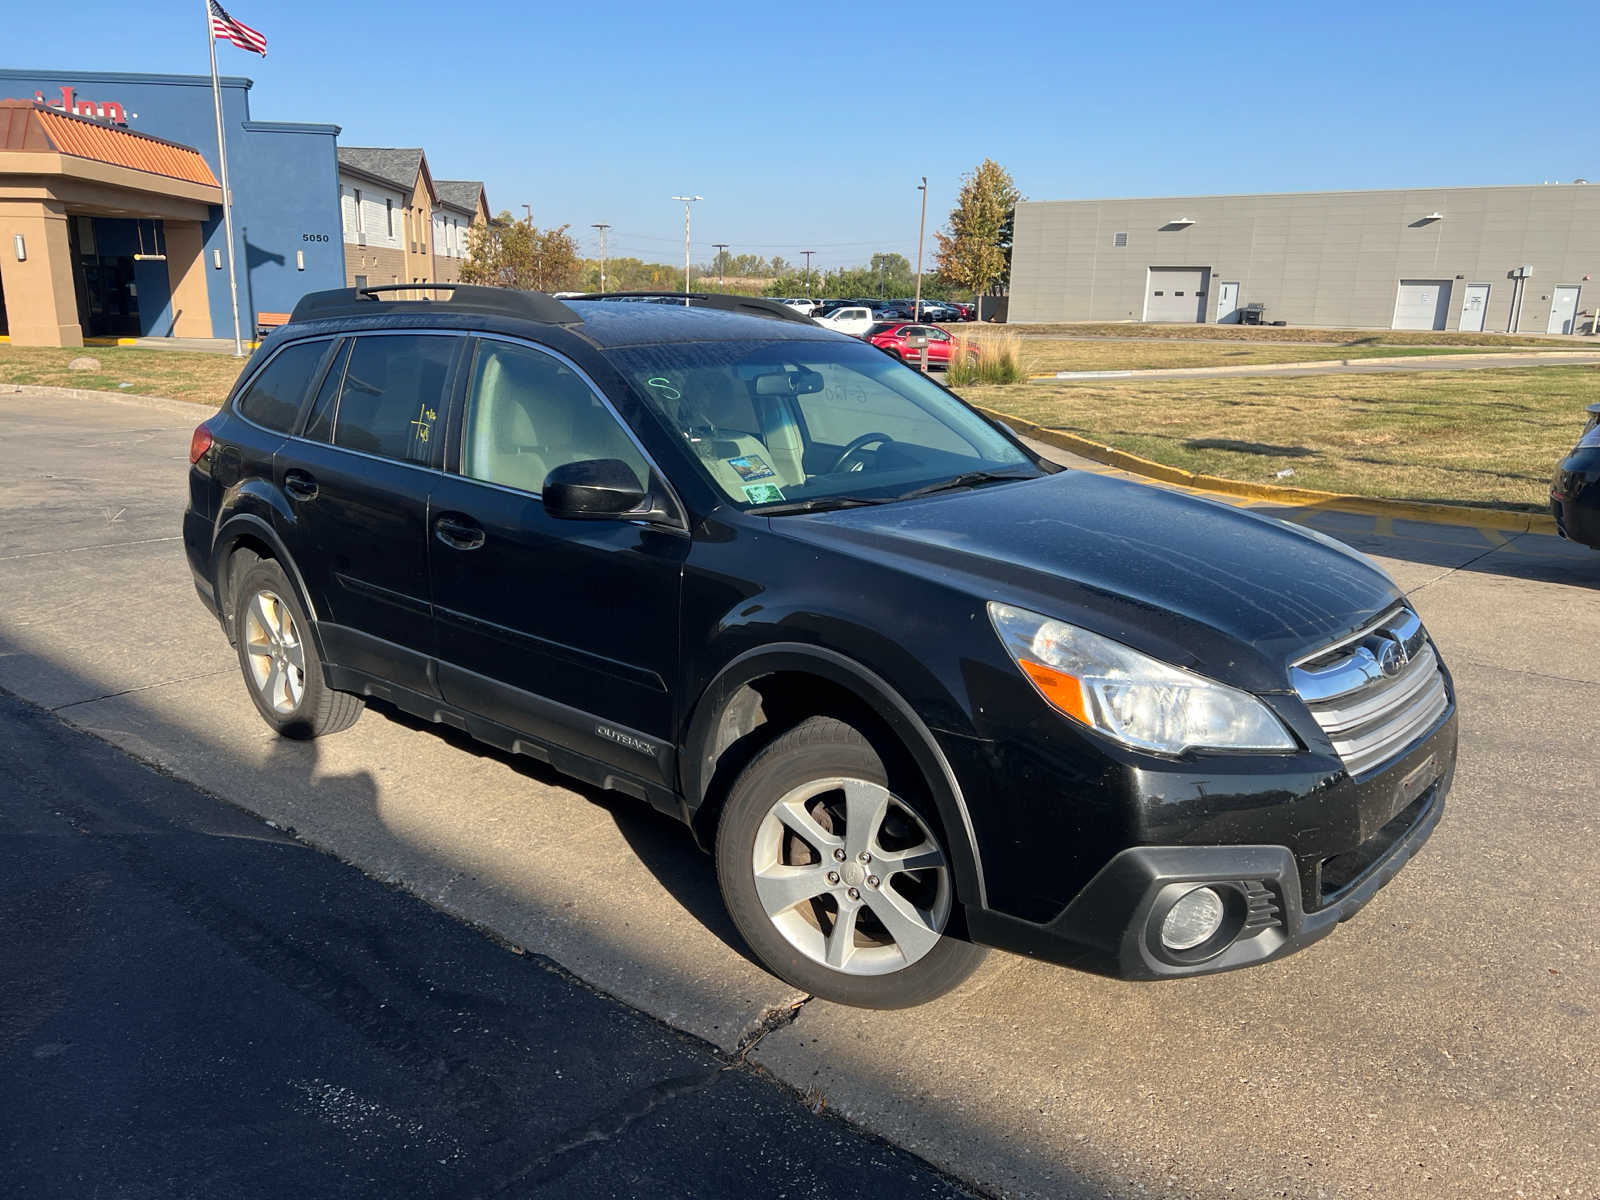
(933, 160, 1022, 304)
(460, 212, 582, 292)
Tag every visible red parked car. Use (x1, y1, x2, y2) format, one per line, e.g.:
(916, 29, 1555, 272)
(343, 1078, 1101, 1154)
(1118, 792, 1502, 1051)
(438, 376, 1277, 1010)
(865, 322, 972, 369)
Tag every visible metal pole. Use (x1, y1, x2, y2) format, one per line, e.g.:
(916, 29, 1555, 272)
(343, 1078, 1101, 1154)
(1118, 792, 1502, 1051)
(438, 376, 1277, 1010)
(712, 242, 728, 289)
(671, 195, 701, 302)
(590, 222, 609, 292)
(204, 0, 245, 357)
(801, 250, 815, 297)
(914, 176, 927, 323)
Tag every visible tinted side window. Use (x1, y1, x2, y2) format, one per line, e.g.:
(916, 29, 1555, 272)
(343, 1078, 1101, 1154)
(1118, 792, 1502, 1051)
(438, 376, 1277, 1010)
(302, 339, 351, 444)
(461, 341, 647, 496)
(235, 341, 328, 432)
(333, 334, 459, 464)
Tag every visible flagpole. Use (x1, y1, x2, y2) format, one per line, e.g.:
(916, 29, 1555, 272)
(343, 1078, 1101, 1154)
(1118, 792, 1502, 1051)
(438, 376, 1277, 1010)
(204, 0, 246, 357)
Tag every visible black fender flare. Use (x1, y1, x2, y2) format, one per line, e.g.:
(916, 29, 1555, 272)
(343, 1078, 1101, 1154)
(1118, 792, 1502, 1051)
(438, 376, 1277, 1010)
(680, 642, 988, 909)
(209, 510, 327, 659)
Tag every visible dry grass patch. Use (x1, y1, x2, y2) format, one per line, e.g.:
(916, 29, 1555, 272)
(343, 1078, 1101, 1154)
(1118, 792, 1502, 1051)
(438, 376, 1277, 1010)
(1009, 340, 1525, 374)
(991, 321, 1578, 348)
(0, 345, 246, 406)
(963, 366, 1596, 511)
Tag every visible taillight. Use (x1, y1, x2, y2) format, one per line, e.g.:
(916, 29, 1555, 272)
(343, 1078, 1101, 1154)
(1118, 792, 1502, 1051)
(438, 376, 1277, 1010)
(189, 423, 214, 464)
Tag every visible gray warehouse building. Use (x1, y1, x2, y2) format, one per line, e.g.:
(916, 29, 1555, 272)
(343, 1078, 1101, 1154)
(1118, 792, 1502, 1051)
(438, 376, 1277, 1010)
(1007, 183, 1600, 334)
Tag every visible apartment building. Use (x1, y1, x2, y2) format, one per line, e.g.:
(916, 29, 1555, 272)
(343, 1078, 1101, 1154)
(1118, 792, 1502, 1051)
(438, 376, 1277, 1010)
(337, 147, 487, 289)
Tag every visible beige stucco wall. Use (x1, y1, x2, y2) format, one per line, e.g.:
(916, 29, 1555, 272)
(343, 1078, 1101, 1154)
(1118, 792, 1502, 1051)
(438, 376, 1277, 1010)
(164, 219, 212, 337)
(0, 197, 82, 346)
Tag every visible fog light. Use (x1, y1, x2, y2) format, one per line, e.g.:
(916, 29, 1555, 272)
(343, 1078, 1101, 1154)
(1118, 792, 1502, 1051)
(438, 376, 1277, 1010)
(1161, 886, 1225, 950)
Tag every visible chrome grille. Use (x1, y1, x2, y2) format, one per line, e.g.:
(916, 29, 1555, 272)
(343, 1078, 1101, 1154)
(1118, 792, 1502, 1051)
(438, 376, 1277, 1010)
(1291, 607, 1449, 777)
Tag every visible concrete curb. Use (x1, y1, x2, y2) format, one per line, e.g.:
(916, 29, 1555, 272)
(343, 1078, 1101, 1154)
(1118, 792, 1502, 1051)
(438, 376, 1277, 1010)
(980, 405, 1560, 535)
(1028, 349, 1600, 382)
(1, 382, 209, 417)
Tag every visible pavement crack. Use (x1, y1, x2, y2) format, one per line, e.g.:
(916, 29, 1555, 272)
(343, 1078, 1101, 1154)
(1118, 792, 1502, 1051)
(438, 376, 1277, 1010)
(731, 994, 812, 1064)
(1404, 536, 1521, 596)
(481, 1070, 722, 1195)
(51, 667, 233, 712)
(0, 534, 182, 563)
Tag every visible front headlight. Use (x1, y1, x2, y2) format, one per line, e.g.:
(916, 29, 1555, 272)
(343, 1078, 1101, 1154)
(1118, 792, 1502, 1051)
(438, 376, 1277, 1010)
(987, 602, 1296, 755)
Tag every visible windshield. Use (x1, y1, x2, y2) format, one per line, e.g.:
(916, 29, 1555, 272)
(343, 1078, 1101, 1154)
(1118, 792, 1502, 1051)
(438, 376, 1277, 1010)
(608, 338, 1039, 509)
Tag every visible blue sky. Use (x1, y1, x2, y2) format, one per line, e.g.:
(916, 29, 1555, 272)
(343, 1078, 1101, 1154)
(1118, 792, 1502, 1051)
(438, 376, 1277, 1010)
(12, 1, 1592, 269)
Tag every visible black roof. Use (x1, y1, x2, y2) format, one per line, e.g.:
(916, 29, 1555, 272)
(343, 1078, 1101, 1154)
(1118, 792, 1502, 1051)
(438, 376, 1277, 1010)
(285, 286, 842, 350)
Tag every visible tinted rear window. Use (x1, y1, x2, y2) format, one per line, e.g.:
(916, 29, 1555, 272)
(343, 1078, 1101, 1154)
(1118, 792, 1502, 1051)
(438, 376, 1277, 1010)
(235, 340, 328, 432)
(333, 334, 459, 464)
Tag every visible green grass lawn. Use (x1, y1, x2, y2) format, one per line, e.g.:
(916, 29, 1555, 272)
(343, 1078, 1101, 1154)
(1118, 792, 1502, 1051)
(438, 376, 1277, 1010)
(962, 366, 1598, 511)
(0, 345, 245, 406)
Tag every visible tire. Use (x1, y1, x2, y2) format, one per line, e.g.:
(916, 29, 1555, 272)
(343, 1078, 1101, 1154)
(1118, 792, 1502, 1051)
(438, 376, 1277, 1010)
(231, 558, 363, 739)
(715, 716, 987, 1007)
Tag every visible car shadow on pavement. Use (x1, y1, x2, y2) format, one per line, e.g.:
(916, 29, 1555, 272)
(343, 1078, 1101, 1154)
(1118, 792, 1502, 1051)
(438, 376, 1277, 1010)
(363, 698, 756, 966)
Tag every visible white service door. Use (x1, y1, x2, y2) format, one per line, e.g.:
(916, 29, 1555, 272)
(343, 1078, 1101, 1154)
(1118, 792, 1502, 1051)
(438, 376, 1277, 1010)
(1145, 268, 1211, 323)
(1547, 286, 1581, 335)
(1459, 284, 1489, 332)
(1216, 282, 1240, 323)
(1392, 280, 1452, 330)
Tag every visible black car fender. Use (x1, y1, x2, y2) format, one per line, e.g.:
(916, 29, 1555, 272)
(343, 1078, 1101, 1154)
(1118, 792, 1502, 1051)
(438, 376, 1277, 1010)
(208, 504, 326, 658)
(679, 641, 988, 909)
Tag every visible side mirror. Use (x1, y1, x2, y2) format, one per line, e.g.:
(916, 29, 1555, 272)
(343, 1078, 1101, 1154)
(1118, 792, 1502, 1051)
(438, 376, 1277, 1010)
(543, 458, 647, 519)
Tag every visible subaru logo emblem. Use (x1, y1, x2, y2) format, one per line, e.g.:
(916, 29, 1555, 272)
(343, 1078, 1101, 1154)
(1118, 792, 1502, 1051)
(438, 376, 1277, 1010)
(1376, 638, 1408, 677)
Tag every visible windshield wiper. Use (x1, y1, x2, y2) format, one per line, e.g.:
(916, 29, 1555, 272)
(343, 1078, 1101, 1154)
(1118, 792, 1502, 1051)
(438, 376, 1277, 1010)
(749, 495, 894, 516)
(895, 470, 1036, 501)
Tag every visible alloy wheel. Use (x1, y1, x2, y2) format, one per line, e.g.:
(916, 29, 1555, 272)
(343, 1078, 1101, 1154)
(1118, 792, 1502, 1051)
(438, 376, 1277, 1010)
(750, 776, 951, 975)
(242, 589, 306, 715)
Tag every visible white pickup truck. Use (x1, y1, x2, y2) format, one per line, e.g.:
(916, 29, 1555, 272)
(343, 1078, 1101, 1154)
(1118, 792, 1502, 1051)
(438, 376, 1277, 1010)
(811, 305, 874, 337)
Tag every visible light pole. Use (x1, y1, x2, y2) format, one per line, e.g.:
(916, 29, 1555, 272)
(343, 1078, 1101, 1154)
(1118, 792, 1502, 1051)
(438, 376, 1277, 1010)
(590, 222, 610, 293)
(672, 195, 702, 302)
(914, 176, 928, 321)
(801, 249, 815, 297)
(712, 242, 729, 289)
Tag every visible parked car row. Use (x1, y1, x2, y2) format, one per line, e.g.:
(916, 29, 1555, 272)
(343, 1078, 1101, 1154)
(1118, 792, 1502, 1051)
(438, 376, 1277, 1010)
(783, 298, 976, 323)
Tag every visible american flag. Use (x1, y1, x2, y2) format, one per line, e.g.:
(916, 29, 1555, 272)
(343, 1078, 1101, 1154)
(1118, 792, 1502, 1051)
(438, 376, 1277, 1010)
(209, 0, 267, 56)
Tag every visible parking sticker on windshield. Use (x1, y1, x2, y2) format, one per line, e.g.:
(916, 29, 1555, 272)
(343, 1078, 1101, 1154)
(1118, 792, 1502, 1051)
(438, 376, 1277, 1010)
(742, 483, 785, 504)
(726, 454, 777, 482)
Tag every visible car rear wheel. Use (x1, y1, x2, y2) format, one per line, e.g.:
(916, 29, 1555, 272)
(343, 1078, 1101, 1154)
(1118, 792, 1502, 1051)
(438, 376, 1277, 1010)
(232, 559, 363, 739)
(716, 716, 986, 1007)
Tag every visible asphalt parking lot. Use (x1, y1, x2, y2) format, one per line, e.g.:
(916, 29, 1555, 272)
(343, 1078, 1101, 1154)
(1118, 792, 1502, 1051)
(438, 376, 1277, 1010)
(2, 386, 1596, 1199)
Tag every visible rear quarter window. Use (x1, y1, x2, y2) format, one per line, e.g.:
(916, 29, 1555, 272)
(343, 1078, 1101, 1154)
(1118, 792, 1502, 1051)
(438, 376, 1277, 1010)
(234, 340, 329, 432)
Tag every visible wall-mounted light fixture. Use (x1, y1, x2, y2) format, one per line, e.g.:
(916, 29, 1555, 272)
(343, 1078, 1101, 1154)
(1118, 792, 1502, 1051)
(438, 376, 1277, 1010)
(13, 234, 25, 262)
(213, 249, 223, 269)
(1166, 217, 1196, 227)
(295, 250, 305, 271)
(1419, 212, 1444, 223)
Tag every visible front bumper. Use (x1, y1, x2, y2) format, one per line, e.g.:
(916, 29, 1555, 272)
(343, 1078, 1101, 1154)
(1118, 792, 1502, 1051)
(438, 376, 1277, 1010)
(959, 708, 1457, 980)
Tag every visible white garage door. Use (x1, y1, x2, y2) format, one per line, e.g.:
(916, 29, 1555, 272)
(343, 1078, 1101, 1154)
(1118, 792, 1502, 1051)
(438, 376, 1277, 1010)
(1392, 280, 1452, 330)
(1145, 268, 1210, 323)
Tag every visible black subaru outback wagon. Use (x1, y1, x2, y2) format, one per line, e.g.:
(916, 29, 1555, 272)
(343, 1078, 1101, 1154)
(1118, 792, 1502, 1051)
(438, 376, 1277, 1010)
(184, 285, 1457, 1007)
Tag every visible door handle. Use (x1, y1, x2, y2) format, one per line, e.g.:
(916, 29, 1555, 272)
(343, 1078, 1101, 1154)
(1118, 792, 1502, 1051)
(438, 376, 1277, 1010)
(434, 514, 486, 551)
(284, 469, 318, 501)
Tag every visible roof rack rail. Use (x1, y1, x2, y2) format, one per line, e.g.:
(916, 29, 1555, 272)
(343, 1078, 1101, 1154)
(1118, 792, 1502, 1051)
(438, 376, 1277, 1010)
(288, 283, 581, 327)
(573, 292, 815, 326)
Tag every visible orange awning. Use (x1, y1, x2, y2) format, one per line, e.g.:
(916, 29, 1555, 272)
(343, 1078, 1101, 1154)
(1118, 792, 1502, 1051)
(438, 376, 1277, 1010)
(1, 100, 218, 187)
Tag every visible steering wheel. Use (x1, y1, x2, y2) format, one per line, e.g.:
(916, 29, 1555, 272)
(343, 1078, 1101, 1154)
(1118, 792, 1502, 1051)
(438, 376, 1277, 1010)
(828, 431, 894, 474)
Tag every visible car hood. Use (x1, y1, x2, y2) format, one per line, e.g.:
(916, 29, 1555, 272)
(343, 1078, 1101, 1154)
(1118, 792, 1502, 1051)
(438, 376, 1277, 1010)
(776, 470, 1403, 691)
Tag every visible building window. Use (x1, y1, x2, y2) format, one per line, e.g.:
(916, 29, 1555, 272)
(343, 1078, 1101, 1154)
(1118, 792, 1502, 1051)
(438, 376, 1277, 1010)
(1112, 231, 1128, 247)
(386, 198, 394, 238)
(353, 188, 363, 232)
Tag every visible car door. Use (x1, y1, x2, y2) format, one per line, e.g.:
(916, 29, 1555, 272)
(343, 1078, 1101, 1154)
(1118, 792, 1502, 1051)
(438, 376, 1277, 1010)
(923, 325, 954, 364)
(427, 335, 688, 787)
(284, 330, 466, 696)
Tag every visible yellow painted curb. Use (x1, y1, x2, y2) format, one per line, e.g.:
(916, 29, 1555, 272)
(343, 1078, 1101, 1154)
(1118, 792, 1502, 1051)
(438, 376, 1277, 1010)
(980, 406, 1560, 536)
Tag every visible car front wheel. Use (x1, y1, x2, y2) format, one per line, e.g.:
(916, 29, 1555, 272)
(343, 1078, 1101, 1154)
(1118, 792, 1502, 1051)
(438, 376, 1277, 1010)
(716, 716, 986, 1007)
